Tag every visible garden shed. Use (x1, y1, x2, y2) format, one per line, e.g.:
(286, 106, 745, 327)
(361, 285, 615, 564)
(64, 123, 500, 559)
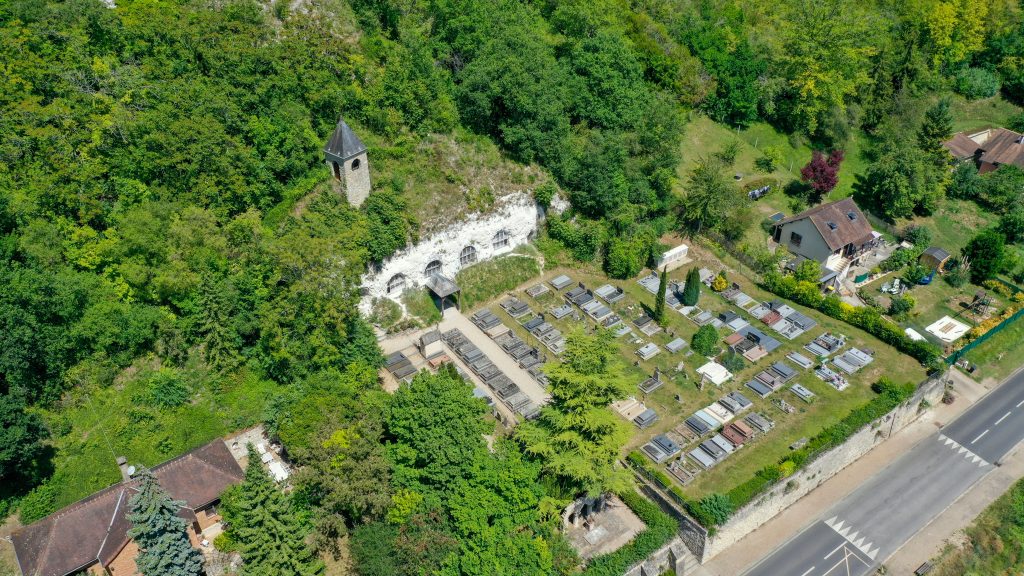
(919, 247, 951, 272)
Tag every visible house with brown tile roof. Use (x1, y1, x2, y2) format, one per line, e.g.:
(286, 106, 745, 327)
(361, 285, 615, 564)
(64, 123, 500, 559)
(773, 198, 879, 285)
(11, 440, 244, 576)
(943, 127, 1024, 173)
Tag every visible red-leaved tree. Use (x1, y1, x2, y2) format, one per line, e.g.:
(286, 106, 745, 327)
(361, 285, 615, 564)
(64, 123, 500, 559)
(800, 150, 844, 201)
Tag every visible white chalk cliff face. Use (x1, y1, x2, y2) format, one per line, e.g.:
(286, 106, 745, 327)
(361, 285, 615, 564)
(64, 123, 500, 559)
(361, 191, 541, 309)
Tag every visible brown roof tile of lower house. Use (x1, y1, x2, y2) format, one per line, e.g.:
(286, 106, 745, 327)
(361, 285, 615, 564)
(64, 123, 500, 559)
(12, 440, 243, 576)
(943, 132, 982, 159)
(978, 127, 1024, 167)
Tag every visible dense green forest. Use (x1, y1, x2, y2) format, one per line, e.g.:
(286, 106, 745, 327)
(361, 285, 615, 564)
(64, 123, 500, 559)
(4, 0, 1024, 574)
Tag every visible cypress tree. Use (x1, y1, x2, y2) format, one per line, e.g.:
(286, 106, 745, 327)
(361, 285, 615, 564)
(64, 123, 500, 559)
(682, 267, 701, 306)
(224, 446, 324, 576)
(126, 468, 205, 576)
(654, 267, 668, 322)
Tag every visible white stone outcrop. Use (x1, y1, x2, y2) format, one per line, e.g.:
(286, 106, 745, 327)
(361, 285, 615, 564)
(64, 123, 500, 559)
(361, 191, 540, 309)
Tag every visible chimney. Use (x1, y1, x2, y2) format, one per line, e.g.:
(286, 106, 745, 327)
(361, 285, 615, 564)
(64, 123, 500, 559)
(116, 456, 131, 482)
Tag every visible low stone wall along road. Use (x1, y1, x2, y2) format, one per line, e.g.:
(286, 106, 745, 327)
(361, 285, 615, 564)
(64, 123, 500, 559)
(743, 367, 1024, 576)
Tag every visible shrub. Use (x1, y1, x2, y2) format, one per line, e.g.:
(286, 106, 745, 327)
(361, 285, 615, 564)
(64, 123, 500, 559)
(692, 325, 719, 356)
(722, 378, 916, 520)
(761, 271, 940, 366)
(983, 279, 1014, 298)
(953, 67, 1001, 100)
(888, 295, 915, 319)
(901, 225, 932, 247)
(711, 274, 728, 292)
(755, 146, 782, 172)
(534, 182, 556, 209)
(720, 350, 745, 372)
(880, 248, 919, 272)
(146, 368, 190, 408)
(904, 263, 930, 285)
(694, 493, 733, 526)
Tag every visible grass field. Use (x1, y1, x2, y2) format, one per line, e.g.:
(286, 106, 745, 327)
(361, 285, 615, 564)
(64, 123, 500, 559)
(949, 93, 1023, 132)
(468, 243, 928, 501)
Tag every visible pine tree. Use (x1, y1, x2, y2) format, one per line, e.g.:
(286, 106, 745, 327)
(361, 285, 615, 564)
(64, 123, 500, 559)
(126, 468, 204, 576)
(681, 267, 701, 306)
(653, 267, 668, 322)
(918, 98, 953, 167)
(223, 446, 324, 576)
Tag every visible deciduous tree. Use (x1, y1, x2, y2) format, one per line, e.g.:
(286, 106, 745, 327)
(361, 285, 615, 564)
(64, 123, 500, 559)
(964, 229, 1008, 283)
(800, 150, 844, 202)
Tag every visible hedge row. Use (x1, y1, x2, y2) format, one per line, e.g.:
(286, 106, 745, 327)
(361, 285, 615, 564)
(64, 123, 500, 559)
(580, 489, 679, 576)
(625, 451, 725, 529)
(724, 378, 915, 512)
(762, 271, 942, 368)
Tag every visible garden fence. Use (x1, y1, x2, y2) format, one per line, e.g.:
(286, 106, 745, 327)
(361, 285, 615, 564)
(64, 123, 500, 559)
(946, 306, 1024, 365)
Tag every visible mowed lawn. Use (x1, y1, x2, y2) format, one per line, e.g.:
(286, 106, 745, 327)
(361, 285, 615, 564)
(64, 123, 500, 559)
(467, 244, 928, 501)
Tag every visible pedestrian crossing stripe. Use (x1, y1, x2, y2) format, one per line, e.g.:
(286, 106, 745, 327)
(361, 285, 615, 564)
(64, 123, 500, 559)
(824, 516, 879, 560)
(938, 434, 989, 467)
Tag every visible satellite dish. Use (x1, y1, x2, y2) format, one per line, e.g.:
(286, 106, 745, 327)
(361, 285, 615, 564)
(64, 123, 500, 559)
(127, 465, 136, 477)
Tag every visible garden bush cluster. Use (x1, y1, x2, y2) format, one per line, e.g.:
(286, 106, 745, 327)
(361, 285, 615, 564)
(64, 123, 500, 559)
(762, 272, 942, 368)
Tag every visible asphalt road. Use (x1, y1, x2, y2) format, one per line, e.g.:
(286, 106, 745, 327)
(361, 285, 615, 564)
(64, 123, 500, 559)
(744, 368, 1024, 576)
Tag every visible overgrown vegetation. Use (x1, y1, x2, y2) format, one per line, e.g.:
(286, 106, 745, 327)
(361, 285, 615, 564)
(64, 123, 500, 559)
(455, 254, 542, 308)
(932, 476, 1024, 575)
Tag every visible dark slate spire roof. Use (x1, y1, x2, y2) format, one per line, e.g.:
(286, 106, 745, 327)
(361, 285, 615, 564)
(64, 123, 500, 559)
(324, 117, 367, 161)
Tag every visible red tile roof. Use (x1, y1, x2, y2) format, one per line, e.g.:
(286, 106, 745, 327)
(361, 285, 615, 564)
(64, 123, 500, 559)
(778, 198, 875, 252)
(12, 440, 243, 576)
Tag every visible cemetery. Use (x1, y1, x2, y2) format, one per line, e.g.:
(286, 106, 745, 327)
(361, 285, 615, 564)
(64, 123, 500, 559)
(450, 243, 929, 502)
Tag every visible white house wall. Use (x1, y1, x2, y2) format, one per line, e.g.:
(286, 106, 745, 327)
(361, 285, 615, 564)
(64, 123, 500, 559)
(361, 192, 540, 308)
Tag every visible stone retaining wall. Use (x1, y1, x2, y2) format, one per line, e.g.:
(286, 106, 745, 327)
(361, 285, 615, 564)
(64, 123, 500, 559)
(623, 537, 697, 576)
(696, 375, 946, 561)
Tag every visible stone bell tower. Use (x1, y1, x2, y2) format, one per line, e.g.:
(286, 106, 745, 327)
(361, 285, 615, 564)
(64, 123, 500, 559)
(324, 117, 371, 207)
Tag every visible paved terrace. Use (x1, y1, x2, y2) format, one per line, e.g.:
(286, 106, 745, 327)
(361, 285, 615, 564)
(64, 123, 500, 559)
(378, 307, 550, 420)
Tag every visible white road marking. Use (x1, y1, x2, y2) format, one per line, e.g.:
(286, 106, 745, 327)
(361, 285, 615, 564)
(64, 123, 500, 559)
(995, 411, 1013, 426)
(824, 542, 845, 560)
(824, 517, 878, 564)
(1016, 398, 1024, 408)
(939, 434, 990, 466)
(820, 545, 872, 576)
(800, 567, 817, 576)
(971, 429, 989, 444)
